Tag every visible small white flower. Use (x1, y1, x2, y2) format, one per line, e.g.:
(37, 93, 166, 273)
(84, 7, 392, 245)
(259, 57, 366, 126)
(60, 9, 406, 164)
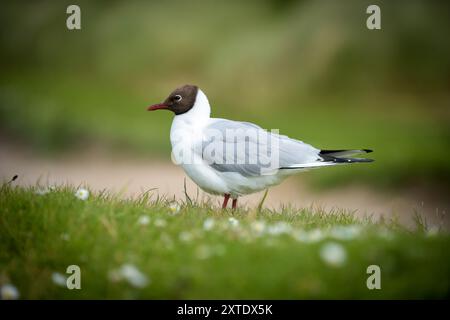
(1, 284, 20, 300)
(294, 229, 325, 243)
(228, 217, 239, 227)
(137, 215, 150, 226)
(330, 225, 362, 240)
(168, 202, 181, 214)
(267, 221, 292, 236)
(250, 220, 266, 235)
(308, 229, 325, 242)
(154, 218, 167, 228)
(320, 242, 347, 267)
(75, 188, 89, 201)
(110, 264, 149, 288)
(35, 185, 56, 195)
(51, 272, 67, 287)
(203, 218, 215, 231)
(35, 187, 50, 195)
(179, 231, 193, 242)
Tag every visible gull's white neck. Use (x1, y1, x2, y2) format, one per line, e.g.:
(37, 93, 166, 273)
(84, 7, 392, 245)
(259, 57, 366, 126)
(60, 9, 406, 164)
(170, 89, 211, 150)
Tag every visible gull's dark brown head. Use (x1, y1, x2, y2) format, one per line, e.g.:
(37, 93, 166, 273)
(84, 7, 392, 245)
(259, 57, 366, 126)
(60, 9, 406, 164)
(147, 85, 198, 115)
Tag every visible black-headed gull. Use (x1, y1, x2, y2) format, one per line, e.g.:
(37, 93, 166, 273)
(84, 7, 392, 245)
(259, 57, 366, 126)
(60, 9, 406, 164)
(148, 85, 373, 209)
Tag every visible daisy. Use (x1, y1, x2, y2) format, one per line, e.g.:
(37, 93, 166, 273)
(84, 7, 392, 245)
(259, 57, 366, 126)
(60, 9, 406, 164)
(51, 272, 67, 287)
(267, 221, 292, 236)
(294, 229, 325, 243)
(137, 215, 150, 226)
(1, 284, 20, 300)
(35, 187, 50, 195)
(329, 225, 362, 240)
(203, 218, 215, 231)
(250, 220, 266, 235)
(75, 188, 89, 201)
(228, 217, 239, 228)
(168, 202, 181, 214)
(319, 242, 347, 267)
(110, 264, 149, 288)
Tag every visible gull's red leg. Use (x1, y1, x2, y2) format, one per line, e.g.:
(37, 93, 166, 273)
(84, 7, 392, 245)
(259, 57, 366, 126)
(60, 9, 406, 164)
(232, 198, 238, 209)
(222, 194, 230, 209)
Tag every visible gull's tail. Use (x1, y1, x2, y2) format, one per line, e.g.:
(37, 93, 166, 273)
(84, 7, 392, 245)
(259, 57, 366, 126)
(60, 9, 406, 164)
(319, 149, 374, 163)
(280, 149, 373, 170)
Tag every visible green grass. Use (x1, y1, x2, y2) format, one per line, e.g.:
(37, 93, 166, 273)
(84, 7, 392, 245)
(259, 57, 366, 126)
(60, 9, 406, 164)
(1, 185, 449, 299)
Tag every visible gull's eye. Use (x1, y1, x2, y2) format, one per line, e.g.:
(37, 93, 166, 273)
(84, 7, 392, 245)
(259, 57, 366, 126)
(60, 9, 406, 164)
(174, 95, 182, 102)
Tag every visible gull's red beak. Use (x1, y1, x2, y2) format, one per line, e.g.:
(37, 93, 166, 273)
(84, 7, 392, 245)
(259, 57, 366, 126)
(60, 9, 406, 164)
(147, 103, 169, 111)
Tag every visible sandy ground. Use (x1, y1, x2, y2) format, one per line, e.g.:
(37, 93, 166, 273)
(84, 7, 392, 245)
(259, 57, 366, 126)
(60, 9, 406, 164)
(1, 144, 448, 229)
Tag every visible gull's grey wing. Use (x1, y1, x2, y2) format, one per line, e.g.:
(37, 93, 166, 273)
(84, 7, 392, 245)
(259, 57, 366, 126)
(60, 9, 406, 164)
(198, 119, 321, 177)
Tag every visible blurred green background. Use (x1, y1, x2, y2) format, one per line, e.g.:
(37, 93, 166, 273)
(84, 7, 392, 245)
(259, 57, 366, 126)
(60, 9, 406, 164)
(1, 0, 449, 189)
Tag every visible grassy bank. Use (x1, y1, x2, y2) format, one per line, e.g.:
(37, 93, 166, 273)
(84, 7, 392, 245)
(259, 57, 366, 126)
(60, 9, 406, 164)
(0, 185, 449, 299)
